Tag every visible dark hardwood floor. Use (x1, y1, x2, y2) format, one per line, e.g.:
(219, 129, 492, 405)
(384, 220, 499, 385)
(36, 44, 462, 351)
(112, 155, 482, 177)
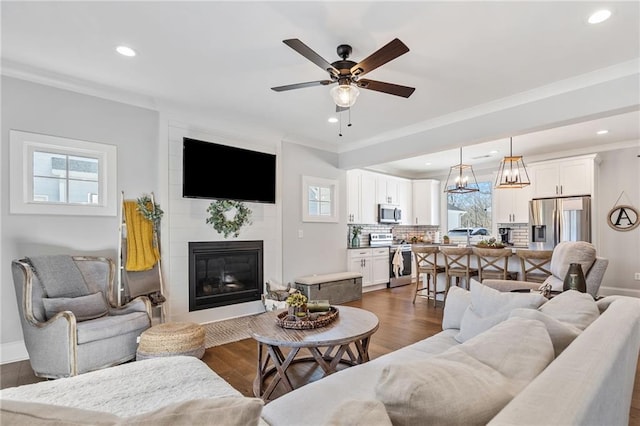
(2, 284, 639, 424)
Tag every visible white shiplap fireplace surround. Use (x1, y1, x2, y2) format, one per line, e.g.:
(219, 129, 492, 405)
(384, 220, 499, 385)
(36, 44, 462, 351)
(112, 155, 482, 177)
(164, 123, 281, 324)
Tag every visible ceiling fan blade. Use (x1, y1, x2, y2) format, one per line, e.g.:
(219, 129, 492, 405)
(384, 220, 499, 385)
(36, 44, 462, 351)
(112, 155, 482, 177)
(350, 38, 409, 78)
(356, 79, 415, 98)
(271, 80, 334, 92)
(283, 39, 340, 77)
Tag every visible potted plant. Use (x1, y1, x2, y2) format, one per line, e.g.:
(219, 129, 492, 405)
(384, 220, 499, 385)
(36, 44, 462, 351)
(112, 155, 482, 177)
(476, 237, 505, 248)
(351, 225, 363, 248)
(286, 292, 308, 319)
(442, 235, 450, 244)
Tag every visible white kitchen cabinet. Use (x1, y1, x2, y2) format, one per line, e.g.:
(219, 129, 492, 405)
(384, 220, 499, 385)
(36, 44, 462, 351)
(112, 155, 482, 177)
(371, 249, 390, 285)
(493, 183, 532, 224)
(529, 155, 597, 198)
(347, 247, 389, 288)
(346, 170, 360, 224)
(412, 179, 440, 226)
(346, 170, 377, 224)
(376, 175, 399, 205)
(396, 179, 412, 225)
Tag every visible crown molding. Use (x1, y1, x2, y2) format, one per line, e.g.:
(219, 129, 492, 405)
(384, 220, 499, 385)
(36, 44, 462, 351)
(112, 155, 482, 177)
(1, 59, 159, 111)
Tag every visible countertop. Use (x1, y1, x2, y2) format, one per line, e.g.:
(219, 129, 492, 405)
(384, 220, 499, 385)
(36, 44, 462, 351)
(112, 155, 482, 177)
(347, 243, 534, 250)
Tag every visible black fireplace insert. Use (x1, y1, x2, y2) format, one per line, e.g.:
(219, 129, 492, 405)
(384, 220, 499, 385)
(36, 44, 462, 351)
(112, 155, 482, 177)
(189, 240, 263, 311)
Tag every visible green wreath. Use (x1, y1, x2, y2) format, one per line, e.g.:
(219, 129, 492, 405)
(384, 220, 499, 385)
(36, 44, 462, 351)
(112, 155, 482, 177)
(136, 195, 164, 227)
(206, 200, 252, 238)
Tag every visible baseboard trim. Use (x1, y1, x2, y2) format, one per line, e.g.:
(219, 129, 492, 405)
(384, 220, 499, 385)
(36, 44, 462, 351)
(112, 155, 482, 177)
(1, 340, 29, 365)
(599, 286, 640, 298)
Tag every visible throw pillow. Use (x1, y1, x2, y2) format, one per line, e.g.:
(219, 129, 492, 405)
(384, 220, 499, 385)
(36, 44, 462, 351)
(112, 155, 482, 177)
(121, 397, 264, 426)
(539, 290, 599, 330)
(42, 292, 108, 321)
(455, 279, 547, 343)
(0, 397, 264, 426)
(376, 317, 554, 426)
(0, 399, 121, 425)
(326, 400, 392, 426)
(508, 308, 581, 357)
(442, 286, 470, 330)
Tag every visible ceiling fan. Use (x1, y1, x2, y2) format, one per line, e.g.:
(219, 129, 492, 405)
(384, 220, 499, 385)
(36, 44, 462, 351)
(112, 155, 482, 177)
(271, 38, 415, 110)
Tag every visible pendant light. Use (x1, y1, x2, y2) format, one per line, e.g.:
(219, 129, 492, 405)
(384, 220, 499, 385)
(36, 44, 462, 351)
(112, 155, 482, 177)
(445, 147, 479, 193)
(494, 137, 531, 189)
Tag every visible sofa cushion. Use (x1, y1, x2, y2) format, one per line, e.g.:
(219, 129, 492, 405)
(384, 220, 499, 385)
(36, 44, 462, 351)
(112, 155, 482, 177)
(539, 290, 599, 330)
(122, 397, 264, 426)
(0, 399, 118, 425)
(76, 312, 150, 344)
(508, 308, 581, 357)
(326, 400, 392, 426)
(543, 241, 596, 291)
(442, 286, 470, 330)
(455, 279, 547, 343)
(42, 292, 108, 322)
(376, 317, 554, 426)
(0, 397, 264, 426)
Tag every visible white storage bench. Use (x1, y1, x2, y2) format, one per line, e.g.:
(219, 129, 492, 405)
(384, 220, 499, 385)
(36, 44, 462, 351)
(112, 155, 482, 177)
(294, 272, 363, 305)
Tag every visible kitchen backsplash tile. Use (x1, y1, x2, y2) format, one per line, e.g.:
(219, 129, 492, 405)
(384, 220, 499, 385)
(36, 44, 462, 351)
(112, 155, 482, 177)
(348, 223, 529, 247)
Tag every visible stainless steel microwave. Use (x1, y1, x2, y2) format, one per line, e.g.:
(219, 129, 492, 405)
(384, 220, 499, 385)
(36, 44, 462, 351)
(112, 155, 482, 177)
(378, 204, 402, 224)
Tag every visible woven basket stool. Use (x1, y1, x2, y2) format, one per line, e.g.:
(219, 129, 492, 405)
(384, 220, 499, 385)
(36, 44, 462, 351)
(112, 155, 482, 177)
(136, 322, 205, 361)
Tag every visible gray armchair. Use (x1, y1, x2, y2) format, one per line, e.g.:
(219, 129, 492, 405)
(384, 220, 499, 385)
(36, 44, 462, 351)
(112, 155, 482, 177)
(11, 256, 152, 378)
(483, 241, 608, 298)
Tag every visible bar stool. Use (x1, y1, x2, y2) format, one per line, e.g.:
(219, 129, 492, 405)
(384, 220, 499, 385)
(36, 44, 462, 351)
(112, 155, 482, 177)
(412, 245, 445, 307)
(515, 249, 553, 283)
(439, 246, 479, 293)
(473, 247, 518, 282)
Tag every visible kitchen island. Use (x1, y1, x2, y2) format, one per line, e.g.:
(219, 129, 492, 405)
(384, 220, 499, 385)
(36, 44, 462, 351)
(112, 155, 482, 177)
(408, 243, 552, 301)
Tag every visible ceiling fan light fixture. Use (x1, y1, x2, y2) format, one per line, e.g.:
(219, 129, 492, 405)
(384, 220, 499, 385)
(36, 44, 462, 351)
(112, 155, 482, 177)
(330, 84, 360, 108)
(495, 137, 531, 189)
(445, 147, 480, 194)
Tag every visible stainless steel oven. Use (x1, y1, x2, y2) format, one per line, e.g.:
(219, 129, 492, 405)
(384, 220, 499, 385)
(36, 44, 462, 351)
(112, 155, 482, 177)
(370, 233, 413, 288)
(389, 244, 412, 287)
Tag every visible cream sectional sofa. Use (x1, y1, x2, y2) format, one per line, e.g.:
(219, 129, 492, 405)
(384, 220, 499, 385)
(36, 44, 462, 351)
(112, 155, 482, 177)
(2, 283, 639, 426)
(261, 284, 640, 426)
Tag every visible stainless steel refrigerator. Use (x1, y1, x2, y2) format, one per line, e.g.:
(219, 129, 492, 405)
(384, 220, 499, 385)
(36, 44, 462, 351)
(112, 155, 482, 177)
(529, 196, 591, 250)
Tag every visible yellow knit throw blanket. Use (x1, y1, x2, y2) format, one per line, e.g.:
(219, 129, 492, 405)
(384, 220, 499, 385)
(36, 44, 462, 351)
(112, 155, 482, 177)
(124, 200, 160, 271)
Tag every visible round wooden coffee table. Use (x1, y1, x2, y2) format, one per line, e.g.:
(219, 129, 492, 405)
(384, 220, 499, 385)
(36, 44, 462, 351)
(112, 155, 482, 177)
(249, 306, 379, 401)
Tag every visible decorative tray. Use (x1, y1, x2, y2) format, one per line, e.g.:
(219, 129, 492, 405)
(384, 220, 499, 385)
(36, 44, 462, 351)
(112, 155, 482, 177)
(276, 307, 339, 330)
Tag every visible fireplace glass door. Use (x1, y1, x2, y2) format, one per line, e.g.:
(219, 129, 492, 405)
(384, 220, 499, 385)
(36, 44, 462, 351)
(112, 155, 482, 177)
(189, 241, 263, 311)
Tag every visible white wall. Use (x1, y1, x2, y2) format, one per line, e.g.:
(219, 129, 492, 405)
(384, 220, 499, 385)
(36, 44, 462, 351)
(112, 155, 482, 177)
(281, 142, 347, 285)
(1, 77, 159, 362)
(595, 145, 640, 296)
(163, 123, 282, 324)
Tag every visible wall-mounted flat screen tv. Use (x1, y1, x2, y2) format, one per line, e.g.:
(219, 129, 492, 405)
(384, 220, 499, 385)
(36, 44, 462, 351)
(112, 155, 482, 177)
(183, 137, 276, 204)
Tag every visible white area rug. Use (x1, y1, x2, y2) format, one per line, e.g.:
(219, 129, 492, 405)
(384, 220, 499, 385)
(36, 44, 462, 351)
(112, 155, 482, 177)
(203, 314, 260, 348)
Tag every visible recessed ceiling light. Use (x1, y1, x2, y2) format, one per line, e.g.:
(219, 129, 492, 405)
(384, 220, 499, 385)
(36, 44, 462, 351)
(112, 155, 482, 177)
(328, 117, 338, 124)
(116, 46, 136, 57)
(596, 129, 609, 135)
(588, 9, 611, 24)
(489, 150, 498, 154)
(425, 162, 432, 166)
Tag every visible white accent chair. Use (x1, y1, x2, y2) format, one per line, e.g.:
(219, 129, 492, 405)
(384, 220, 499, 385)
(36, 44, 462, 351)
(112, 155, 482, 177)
(483, 241, 608, 298)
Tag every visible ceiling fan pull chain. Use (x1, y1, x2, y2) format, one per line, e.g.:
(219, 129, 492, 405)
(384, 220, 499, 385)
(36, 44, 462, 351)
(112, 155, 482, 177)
(348, 107, 352, 127)
(339, 111, 343, 137)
